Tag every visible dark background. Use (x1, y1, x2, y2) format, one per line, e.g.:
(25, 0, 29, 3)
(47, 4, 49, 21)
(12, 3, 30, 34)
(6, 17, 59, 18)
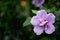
(0, 0, 60, 40)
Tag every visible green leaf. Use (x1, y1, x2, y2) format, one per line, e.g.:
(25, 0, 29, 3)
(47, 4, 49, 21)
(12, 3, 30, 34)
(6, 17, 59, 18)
(55, 9, 60, 21)
(50, 7, 56, 12)
(41, 36, 50, 40)
(23, 17, 31, 27)
(40, 6, 51, 13)
(46, 9, 51, 13)
(52, 37, 56, 40)
(32, 10, 37, 14)
(4, 36, 10, 40)
(40, 6, 45, 9)
(0, 12, 5, 17)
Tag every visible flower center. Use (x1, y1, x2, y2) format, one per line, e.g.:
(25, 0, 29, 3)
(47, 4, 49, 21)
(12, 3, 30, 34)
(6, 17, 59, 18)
(39, 21, 48, 26)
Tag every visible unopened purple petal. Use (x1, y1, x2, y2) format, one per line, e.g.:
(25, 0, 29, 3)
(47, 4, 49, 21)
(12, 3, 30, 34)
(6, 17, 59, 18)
(33, 26, 44, 35)
(32, 0, 35, 4)
(32, 0, 45, 7)
(45, 24, 55, 34)
(35, 4, 41, 7)
(46, 13, 55, 24)
(30, 16, 40, 26)
(35, 0, 45, 7)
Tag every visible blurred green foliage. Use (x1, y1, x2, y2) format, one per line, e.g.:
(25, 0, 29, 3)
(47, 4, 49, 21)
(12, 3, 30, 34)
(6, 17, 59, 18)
(0, 0, 60, 40)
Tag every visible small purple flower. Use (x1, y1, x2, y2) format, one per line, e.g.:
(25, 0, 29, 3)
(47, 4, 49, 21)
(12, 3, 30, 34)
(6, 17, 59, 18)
(30, 10, 55, 35)
(32, 0, 45, 7)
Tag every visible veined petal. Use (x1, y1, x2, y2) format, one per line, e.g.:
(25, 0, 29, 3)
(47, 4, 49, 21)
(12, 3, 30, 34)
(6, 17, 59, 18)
(45, 24, 55, 34)
(30, 16, 40, 26)
(33, 26, 44, 35)
(46, 13, 55, 24)
(36, 10, 47, 20)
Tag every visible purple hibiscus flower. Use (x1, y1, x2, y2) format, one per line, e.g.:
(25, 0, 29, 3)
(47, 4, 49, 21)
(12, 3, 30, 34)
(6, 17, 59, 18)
(30, 10, 55, 35)
(32, 0, 45, 7)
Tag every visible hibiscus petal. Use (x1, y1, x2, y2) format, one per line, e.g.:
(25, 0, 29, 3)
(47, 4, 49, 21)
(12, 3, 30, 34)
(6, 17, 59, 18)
(35, 0, 45, 7)
(32, 0, 45, 7)
(36, 10, 47, 20)
(35, 4, 41, 7)
(30, 16, 40, 26)
(33, 26, 44, 35)
(32, 0, 35, 4)
(45, 24, 55, 34)
(47, 13, 55, 24)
